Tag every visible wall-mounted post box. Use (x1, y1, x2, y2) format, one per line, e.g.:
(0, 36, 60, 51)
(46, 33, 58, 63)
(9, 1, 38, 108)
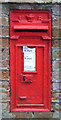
(10, 10, 51, 112)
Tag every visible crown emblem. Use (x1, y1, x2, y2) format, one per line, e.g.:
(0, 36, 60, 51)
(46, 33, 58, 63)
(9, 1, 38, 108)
(25, 14, 34, 22)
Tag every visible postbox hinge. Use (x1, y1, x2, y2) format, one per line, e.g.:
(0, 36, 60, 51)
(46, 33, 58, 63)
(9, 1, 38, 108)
(10, 36, 19, 40)
(41, 36, 51, 40)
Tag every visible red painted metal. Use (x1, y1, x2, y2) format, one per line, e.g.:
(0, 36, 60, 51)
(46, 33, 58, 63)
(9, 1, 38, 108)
(13, 25, 48, 30)
(10, 10, 51, 112)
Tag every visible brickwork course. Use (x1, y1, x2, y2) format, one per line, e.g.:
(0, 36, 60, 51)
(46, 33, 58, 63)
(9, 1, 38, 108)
(0, 0, 61, 3)
(0, 1, 61, 120)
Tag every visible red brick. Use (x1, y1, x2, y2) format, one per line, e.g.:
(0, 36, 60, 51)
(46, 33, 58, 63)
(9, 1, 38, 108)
(2, 38, 9, 47)
(0, 70, 9, 79)
(0, 17, 9, 25)
(53, 18, 61, 27)
(13, 112, 32, 118)
(52, 28, 61, 37)
(52, 92, 56, 100)
(2, 60, 9, 68)
(52, 71, 60, 81)
(34, 112, 53, 118)
(52, 92, 61, 100)
(0, 91, 9, 100)
(0, 27, 9, 36)
(2, 102, 9, 111)
(52, 61, 61, 69)
(53, 82, 60, 91)
(52, 49, 61, 59)
(0, 38, 2, 46)
(0, 59, 9, 68)
(53, 39, 61, 48)
(2, 81, 9, 89)
(52, 103, 61, 111)
(2, 47, 9, 60)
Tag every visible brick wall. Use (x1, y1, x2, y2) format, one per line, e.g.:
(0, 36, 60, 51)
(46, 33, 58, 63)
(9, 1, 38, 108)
(0, 0, 61, 3)
(0, 3, 61, 119)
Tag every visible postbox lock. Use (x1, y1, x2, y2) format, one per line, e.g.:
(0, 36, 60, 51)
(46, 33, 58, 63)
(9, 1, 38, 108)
(23, 76, 26, 81)
(22, 76, 32, 83)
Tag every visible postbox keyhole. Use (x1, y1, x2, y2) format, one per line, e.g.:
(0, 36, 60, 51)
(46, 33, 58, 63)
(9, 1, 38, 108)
(23, 76, 26, 81)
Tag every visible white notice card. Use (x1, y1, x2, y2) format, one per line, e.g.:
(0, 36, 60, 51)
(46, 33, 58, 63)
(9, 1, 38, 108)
(23, 46, 36, 71)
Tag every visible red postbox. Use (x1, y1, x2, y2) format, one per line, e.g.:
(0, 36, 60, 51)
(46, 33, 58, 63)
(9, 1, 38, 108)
(10, 10, 51, 112)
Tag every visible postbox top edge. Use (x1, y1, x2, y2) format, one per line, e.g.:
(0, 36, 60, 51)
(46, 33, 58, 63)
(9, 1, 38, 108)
(10, 10, 51, 14)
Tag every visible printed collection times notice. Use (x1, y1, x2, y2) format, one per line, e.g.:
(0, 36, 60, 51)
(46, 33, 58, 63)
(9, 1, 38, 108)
(23, 46, 36, 71)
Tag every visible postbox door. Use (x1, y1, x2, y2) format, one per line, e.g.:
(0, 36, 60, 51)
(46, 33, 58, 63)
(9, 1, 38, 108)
(15, 42, 49, 105)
